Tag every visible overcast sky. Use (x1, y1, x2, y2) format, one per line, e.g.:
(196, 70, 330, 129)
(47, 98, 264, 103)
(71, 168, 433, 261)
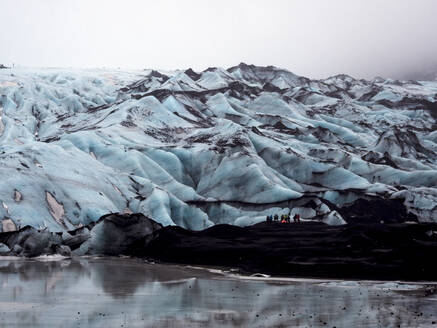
(1, 0, 437, 79)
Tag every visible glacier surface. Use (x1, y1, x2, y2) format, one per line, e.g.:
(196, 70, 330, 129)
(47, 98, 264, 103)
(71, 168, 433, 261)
(0, 64, 436, 231)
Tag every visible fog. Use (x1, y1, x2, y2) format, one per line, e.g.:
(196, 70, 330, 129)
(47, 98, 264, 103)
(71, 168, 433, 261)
(1, 0, 437, 79)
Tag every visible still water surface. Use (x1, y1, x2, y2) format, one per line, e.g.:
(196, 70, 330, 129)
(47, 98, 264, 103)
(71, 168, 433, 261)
(0, 257, 436, 327)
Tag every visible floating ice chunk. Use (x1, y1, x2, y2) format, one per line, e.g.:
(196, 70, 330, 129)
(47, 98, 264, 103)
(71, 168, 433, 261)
(320, 281, 360, 288)
(34, 254, 69, 261)
(373, 282, 421, 291)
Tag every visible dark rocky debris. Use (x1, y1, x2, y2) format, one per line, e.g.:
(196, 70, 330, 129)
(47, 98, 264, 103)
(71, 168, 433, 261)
(335, 198, 418, 224)
(0, 213, 162, 257)
(144, 220, 437, 281)
(0, 200, 435, 281)
(184, 68, 201, 81)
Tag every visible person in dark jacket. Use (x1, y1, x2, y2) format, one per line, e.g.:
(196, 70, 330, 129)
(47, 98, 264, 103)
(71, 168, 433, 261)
(285, 214, 291, 223)
(293, 213, 301, 223)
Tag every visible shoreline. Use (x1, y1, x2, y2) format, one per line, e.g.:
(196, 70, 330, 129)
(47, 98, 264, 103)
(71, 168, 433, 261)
(2, 255, 437, 285)
(2, 255, 437, 286)
(2, 213, 437, 282)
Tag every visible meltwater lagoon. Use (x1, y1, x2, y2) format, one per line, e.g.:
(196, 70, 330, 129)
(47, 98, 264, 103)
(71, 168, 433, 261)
(0, 257, 436, 328)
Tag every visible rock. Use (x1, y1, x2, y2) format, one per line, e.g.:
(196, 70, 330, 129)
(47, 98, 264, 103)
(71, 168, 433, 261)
(0, 226, 60, 257)
(54, 244, 71, 256)
(337, 198, 418, 224)
(21, 231, 51, 257)
(0, 242, 10, 255)
(12, 244, 22, 255)
(62, 230, 90, 250)
(0, 226, 37, 250)
(0, 213, 163, 257)
(85, 213, 163, 256)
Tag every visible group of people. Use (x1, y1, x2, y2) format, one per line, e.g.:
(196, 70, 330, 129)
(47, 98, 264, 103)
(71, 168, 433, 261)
(266, 213, 301, 224)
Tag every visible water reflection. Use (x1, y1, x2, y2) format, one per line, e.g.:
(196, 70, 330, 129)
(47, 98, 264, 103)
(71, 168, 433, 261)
(0, 257, 436, 327)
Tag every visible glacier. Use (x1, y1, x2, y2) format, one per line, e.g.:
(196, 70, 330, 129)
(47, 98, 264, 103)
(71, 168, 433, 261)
(0, 64, 436, 232)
